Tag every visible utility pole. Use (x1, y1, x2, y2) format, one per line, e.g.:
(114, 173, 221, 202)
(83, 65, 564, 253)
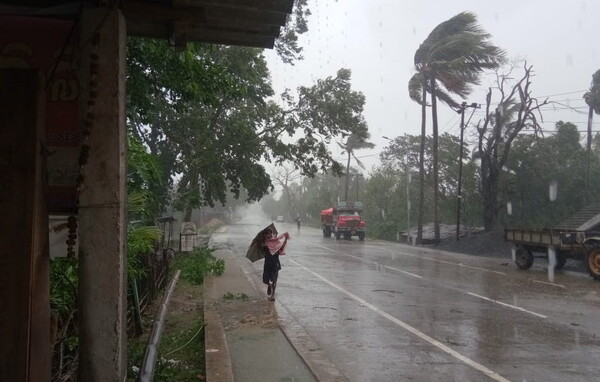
(406, 172, 412, 245)
(456, 102, 479, 241)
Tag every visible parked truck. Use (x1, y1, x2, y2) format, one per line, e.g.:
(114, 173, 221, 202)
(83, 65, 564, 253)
(504, 204, 600, 280)
(320, 201, 366, 241)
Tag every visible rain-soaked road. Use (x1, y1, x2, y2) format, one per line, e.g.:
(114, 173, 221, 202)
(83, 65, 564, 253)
(217, 211, 600, 382)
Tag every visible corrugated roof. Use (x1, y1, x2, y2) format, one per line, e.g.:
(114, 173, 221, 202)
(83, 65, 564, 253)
(554, 203, 600, 231)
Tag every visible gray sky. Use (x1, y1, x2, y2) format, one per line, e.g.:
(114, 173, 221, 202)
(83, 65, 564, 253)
(265, 0, 600, 171)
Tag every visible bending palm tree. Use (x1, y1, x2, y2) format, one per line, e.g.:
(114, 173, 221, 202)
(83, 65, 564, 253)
(584, 69, 600, 203)
(410, 11, 505, 242)
(340, 131, 375, 201)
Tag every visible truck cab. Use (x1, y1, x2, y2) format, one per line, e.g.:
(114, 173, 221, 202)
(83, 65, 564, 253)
(321, 201, 367, 241)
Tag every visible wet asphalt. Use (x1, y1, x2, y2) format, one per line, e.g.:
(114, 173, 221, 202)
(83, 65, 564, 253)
(219, 210, 600, 382)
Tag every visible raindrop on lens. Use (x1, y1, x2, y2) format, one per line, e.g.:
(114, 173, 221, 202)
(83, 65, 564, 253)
(549, 180, 558, 202)
(506, 201, 512, 216)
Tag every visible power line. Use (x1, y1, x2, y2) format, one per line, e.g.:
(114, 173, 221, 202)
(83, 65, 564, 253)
(537, 89, 588, 98)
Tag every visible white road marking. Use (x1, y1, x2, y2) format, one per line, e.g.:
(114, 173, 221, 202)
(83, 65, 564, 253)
(310, 241, 507, 276)
(531, 279, 566, 289)
(343, 253, 423, 279)
(299, 240, 423, 279)
(289, 259, 512, 382)
(298, 238, 544, 319)
(467, 292, 547, 318)
(383, 265, 423, 279)
(391, 250, 507, 275)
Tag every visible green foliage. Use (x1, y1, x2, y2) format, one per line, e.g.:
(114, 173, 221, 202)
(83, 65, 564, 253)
(128, 319, 206, 382)
(128, 33, 369, 214)
(50, 257, 79, 378)
(128, 225, 163, 280)
(172, 247, 225, 285)
(584, 69, 600, 113)
(367, 220, 400, 241)
(222, 292, 249, 301)
(154, 321, 205, 381)
(414, 11, 506, 102)
(50, 257, 78, 318)
(128, 135, 165, 220)
(274, 0, 310, 64)
(502, 121, 596, 227)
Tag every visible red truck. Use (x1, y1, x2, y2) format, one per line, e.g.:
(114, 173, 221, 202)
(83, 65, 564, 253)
(321, 201, 367, 241)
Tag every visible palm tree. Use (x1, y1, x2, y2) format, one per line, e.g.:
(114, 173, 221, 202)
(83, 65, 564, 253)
(408, 72, 429, 244)
(583, 69, 600, 203)
(410, 11, 505, 242)
(340, 131, 375, 200)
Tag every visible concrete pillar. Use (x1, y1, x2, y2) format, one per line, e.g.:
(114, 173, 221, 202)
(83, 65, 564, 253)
(77, 7, 128, 382)
(0, 69, 50, 382)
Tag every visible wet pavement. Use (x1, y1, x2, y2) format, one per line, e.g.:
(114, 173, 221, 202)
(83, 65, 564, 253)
(215, 209, 600, 382)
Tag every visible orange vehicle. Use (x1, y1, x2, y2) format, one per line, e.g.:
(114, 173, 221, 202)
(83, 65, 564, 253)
(320, 201, 366, 241)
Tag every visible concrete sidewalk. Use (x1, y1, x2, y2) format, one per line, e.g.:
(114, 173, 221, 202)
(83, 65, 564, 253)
(204, 247, 348, 382)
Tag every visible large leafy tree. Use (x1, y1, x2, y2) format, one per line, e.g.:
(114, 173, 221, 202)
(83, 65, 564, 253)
(128, 40, 367, 218)
(410, 11, 505, 242)
(584, 69, 600, 202)
(379, 133, 475, 235)
(504, 121, 591, 227)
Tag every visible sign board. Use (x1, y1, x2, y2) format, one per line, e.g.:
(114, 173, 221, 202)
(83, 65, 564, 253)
(0, 16, 80, 213)
(180, 222, 197, 252)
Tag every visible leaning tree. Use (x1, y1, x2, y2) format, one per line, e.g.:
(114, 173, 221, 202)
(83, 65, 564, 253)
(409, 11, 505, 242)
(475, 62, 549, 230)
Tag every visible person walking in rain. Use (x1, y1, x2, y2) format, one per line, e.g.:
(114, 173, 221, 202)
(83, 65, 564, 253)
(261, 227, 289, 301)
(295, 215, 301, 233)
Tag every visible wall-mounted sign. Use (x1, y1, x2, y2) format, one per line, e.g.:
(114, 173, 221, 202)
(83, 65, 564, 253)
(0, 16, 80, 213)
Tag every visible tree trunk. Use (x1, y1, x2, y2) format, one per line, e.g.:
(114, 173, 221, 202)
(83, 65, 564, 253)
(183, 206, 193, 222)
(430, 77, 440, 242)
(482, 180, 498, 231)
(586, 105, 593, 204)
(344, 151, 351, 200)
(182, 170, 200, 221)
(417, 77, 427, 244)
(481, 157, 499, 231)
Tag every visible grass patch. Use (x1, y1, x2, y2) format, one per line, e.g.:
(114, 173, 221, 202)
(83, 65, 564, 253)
(128, 246, 225, 381)
(128, 280, 206, 381)
(222, 292, 249, 301)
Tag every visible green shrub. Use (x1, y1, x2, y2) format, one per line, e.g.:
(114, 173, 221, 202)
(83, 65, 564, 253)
(172, 247, 225, 284)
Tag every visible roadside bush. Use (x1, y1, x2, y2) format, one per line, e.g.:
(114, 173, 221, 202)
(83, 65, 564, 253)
(172, 247, 225, 284)
(367, 220, 399, 241)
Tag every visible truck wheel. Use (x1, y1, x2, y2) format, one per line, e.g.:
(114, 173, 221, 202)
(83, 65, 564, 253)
(322, 227, 328, 237)
(335, 233, 341, 240)
(587, 247, 600, 280)
(358, 232, 365, 241)
(344, 232, 351, 240)
(515, 247, 534, 270)
(554, 251, 567, 270)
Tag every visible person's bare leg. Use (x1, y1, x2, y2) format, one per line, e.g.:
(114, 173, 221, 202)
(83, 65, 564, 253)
(270, 282, 277, 301)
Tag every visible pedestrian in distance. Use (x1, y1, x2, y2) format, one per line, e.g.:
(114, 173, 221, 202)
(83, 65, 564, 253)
(261, 227, 289, 301)
(295, 215, 301, 233)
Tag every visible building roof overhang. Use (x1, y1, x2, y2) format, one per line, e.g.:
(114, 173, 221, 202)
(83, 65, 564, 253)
(0, 0, 293, 48)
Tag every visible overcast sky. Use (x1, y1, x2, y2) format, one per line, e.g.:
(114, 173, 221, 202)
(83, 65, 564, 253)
(265, 0, 600, 172)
